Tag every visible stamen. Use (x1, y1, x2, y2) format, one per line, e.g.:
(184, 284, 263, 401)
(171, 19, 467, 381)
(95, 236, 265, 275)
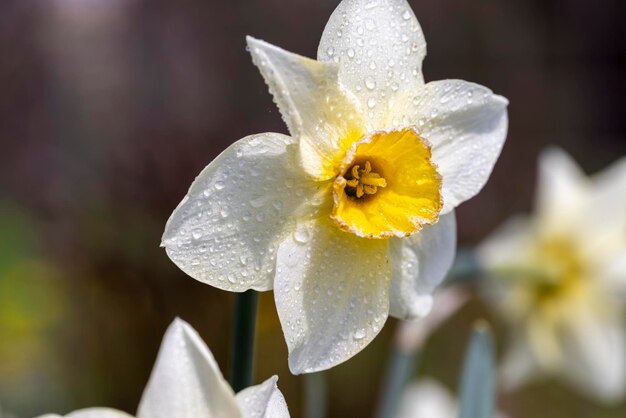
(344, 160, 387, 199)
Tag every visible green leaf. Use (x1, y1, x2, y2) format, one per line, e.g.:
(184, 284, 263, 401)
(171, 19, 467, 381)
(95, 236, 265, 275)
(458, 321, 495, 418)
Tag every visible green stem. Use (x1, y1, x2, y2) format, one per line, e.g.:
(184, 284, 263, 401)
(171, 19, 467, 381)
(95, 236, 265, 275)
(229, 290, 259, 392)
(373, 287, 469, 418)
(303, 372, 328, 418)
(373, 346, 419, 418)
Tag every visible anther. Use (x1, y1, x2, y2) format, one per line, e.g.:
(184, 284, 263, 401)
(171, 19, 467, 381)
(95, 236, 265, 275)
(344, 160, 387, 199)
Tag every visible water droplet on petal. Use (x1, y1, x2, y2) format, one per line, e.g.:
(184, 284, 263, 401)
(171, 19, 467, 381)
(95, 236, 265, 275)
(414, 294, 434, 317)
(249, 195, 266, 208)
(294, 226, 311, 244)
(354, 329, 366, 340)
(367, 97, 377, 108)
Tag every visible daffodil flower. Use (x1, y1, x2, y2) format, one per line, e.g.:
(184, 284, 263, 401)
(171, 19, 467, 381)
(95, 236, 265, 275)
(37, 319, 290, 418)
(397, 379, 507, 418)
(163, 0, 508, 373)
(478, 148, 626, 403)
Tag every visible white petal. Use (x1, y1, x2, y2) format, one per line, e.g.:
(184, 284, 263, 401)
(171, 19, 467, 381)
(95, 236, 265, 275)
(274, 219, 391, 374)
(560, 316, 626, 403)
(476, 216, 535, 273)
(579, 155, 626, 259)
(236, 376, 290, 418)
(600, 250, 626, 296)
(535, 147, 585, 235)
(36, 409, 133, 418)
(499, 335, 541, 392)
(162, 132, 320, 292)
(247, 36, 364, 180)
(65, 410, 133, 418)
(399, 80, 508, 213)
(318, 0, 427, 128)
(397, 379, 457, 418)
(389, 212, 456, 319)
(137, 319, 242, 418)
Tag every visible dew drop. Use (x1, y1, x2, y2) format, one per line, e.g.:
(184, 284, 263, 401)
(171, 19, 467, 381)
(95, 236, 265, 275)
(402, 9, 412, 20)
(354, 329, 366, 340)
(326, 46, 335, 57)
(347, 48, 355, 58)
(365, 77, 376, 90)
(249, 195, 266, 208)
(272, 200, 284, 210)
(214, 181, 225, 190)
(367, 97, 377, 108)
(294, 227, 311, 244)
(414, 294, 434, 317)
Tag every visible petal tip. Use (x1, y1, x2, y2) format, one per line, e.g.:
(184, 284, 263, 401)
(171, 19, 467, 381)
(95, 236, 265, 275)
(494, 94, 510, 107)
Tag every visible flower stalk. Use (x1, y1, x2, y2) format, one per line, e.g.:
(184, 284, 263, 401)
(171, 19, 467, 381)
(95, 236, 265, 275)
(303, 372, 328, 418)
(374, 343, 420, 418)
(374, 287, 469, 418)
(229, 290, 259, 392)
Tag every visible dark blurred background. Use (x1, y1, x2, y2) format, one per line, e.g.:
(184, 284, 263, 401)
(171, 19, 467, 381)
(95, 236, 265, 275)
(0, 0, 625, 417)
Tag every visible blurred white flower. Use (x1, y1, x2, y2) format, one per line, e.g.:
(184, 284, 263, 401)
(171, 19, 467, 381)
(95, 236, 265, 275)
(397, 379, 507, 418)
(163, 0, 508, 373)
(478, 148, 626, 402)
(37, 319, 290, 418)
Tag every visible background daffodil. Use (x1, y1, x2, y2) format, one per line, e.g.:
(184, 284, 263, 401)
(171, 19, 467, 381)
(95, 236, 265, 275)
(37, 319, 290, 418)
(478, 148, 626, 403)
(396, 379, 508, 418)
(163, 0, 508, 373)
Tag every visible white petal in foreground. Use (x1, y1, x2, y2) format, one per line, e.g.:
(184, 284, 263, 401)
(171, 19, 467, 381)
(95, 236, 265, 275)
(247, 37, 364, 180)
(274, 219, 391, 374)
(137, 319, 242, 418)
(162, 132, 319, 292)
(560, 315, 626, 404)
(402, 80, 508, 213)
(388, 212, 457, 319)
(37, 409, 133, 418)
(236, 376, 290, 418)
(318, 0, 427, 128)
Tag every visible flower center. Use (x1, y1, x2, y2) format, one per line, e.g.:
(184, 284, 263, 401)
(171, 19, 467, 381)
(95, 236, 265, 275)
(330, 128, 443, 239)
(344, 161, 387, 199)
(531, 239, 584, 307)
